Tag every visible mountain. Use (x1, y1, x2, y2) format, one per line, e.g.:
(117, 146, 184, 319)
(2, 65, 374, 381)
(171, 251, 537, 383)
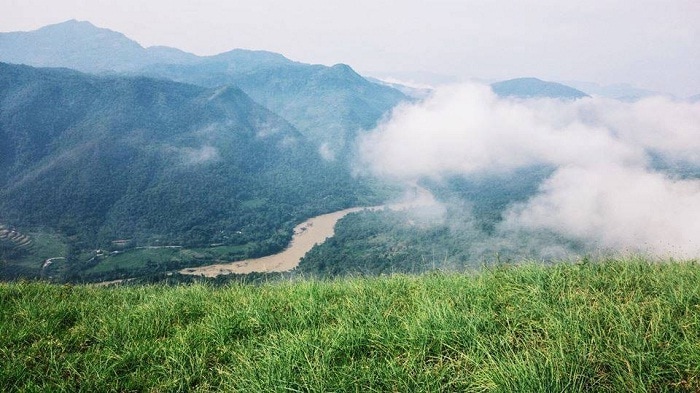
(0, 63, 369, 273)
(564, 81, 667, 101)
(366, 77, 433, 100)
(690, 94, 700, 103)
(0, 20, 198, 72)
(139, 55, 407, 160)
(0, 21, 407, 160)
(490, 78, 589, 99)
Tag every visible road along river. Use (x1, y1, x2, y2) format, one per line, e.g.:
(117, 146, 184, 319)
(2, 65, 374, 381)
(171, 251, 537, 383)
(179, 186, 437, 277)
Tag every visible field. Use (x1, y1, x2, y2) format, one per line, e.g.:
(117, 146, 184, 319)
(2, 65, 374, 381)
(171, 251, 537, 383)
(2, 258, 699, 392)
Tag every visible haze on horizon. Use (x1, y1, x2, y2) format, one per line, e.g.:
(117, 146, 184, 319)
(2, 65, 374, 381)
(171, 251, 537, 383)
(1, 0, 698, 97)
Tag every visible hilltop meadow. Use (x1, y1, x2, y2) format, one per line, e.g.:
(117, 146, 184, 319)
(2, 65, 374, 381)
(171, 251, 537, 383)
(2, 258, 699, 392)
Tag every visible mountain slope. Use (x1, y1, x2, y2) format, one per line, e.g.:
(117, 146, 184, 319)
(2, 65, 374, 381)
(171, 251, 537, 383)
(140, 54, 407, 160)
(491, 77, 589, 99)
(0, 63, 366, 254)
(0, 21, 408, 160)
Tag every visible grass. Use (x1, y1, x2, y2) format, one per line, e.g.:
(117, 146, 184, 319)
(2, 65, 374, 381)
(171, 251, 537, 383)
(1, 258, 700, 392)
(82, 244, 250, 276)
(1, 231, 69, 277)
(84, 248, 183, 274)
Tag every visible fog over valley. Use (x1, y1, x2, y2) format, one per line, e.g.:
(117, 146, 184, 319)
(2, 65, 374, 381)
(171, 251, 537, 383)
(358, 84, 700, 259)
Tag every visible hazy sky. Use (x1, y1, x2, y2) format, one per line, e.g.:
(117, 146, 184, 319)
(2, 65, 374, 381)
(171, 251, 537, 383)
(2, 0, 699, 96)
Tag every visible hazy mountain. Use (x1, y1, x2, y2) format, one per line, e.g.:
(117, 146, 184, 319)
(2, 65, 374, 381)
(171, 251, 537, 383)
(139, 55, 407, 160)
(0, 62, 366, 249)
(490, 78, 589, 99)
(366, 77, 433, 100)
(564, 81, 667, 101)
(368, 70, 460, 87)
(0, 20, 198, 72)
(0, 20, 407, 161)
(689, 94, 700, 103)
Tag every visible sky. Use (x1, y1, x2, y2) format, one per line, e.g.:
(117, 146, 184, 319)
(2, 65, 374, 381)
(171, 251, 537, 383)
(1, 0, 699, 97)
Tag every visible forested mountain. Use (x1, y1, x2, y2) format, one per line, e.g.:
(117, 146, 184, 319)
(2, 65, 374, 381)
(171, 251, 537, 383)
(0, 20, 407, 160)
(0, 63, 372, 279)
(140, 58, 407, 160)
(490, 77, 588, 99)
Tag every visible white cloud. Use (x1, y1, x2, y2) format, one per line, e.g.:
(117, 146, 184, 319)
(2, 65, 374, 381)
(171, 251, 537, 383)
(358, 83, 700, 258)
(177, 145, 220, 165)
(318, 142, 335, 161)
(505, 165, 700, 258)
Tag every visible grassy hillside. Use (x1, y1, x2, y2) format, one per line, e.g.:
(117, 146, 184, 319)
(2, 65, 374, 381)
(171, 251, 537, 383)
(2, 259, 699, 392)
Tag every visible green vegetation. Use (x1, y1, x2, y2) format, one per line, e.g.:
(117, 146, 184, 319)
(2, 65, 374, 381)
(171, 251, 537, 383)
(2, 259, 699, 391)
(0, 62, 389, 281)
(0, 229, 69, 279)
(0, 20, 407, 161)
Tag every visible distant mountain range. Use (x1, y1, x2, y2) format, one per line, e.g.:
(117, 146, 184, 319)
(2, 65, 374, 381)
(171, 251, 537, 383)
(563, 81, 669, 101)
(139, 56, 406, 160)
(0, 20, 198, 72)
(366, 77, 433, 100)
(490, 78, 589, 99)
(0, 62, 367, 251)
(0, 20, 406, 160)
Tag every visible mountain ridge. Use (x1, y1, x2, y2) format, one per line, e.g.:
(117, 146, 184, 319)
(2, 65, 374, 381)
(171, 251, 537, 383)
(0, 20, 407, 160)
(0, 20, 198, 72)
(490, 77, 589, 99)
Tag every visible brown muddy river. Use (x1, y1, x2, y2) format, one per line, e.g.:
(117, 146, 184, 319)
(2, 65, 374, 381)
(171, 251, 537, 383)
(179, 185, 437, 277)
(179, 207, 374, 277)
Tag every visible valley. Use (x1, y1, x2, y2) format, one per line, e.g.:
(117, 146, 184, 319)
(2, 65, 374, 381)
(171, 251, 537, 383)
(180, 206, 371, 276)
(0, 6, 698, 392)
(0, 21, 699, 285)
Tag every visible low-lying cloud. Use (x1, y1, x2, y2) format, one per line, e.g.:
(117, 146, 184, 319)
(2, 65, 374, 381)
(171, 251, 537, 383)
(173, 145, 221, 165)
(357, 83, 700, 258)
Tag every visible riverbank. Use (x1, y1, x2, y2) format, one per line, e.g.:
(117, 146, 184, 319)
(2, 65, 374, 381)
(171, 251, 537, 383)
(179, 207, 372, 276)
(179, 185, 438, 277)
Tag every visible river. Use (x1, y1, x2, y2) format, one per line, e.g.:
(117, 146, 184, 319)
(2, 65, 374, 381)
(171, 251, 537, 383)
(179, 185, 437, 277)
(179, 207, 375, 277)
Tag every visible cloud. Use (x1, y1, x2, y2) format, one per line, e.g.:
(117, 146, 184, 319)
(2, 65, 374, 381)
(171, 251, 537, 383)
(357, 84, 645, 180)
(505, 164, 700, 258)
(175, 145, 220, 165)
(357, 83, 700, 258)
(318, 142, 335, 161)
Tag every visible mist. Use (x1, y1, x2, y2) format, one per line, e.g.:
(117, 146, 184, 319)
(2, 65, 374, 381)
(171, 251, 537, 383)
(357, 84, 700, 259)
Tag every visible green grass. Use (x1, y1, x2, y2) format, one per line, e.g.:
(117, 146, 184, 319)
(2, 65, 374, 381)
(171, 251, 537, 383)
(2, 231, 69, 277)
(84, 248, 183, 274)
(2, 258, 700, 392)
(82, 245, 250, 276)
